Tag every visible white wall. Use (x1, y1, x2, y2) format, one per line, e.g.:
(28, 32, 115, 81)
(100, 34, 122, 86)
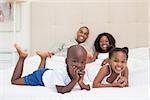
(31, 0, 148, 55)
(0, 1, 31, 52)
(149, 0, 150, 48)
(0, 0, 149, 54)
(15, 2, 31, 51)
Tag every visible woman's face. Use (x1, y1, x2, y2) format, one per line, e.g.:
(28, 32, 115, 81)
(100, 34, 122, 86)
(110, 51, 127, 74)
(99, 36, 109, 52)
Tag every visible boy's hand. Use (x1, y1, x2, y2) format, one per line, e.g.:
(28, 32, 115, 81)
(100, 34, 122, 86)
(72, 66, 80, 81)
(78, 70, 85, 78)
(78, 70, 85, 83)
(78, 70, 90, 91)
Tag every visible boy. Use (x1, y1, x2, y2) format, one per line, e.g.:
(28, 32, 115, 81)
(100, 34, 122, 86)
(11, 44, 90, 94)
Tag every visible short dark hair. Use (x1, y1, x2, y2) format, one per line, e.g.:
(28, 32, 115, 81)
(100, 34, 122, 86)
(109, 47, 129, 60)
(94, 32, 116, 53)
(78, 26, 90, 35)
(67, 45, 87, 58)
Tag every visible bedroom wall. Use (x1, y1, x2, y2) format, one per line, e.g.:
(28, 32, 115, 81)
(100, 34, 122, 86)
(149, 0, 150, 48)
(31, 0, 148, 55)
(0, 2, 31, 51)
(1, 0, 148, 54)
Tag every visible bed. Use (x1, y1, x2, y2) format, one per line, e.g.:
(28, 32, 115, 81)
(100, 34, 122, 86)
(0, 47, 149, 100)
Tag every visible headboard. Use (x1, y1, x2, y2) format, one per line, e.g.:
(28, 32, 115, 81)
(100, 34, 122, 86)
(31, 1, 148, 55)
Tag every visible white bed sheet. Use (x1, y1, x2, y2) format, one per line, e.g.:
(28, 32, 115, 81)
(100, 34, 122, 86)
(0, 47, 149, 100)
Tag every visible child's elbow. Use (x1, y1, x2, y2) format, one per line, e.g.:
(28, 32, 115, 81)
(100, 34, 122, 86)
(57, 89, 71, 94)
(92, 82, 99, 88)
(57, 91, 65, 94)
(11, 80, 16, 85)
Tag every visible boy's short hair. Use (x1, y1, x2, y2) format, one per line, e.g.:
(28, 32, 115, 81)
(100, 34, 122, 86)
(67, 45, 87, 58)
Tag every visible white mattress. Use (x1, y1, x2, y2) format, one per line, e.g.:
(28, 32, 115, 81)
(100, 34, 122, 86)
(0, 47, 149, 100)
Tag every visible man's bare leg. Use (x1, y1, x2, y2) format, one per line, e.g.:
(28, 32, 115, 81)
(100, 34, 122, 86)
(11, 44, 28, 85)
(36, 51, 48, 69)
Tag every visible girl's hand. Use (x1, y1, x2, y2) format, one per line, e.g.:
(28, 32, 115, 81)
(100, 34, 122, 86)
(113, 74, 127, 87)
(117, 76, 128, 87)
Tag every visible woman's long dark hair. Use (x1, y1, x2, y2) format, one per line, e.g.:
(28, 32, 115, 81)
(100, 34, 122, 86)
(94, 32, 116, 53)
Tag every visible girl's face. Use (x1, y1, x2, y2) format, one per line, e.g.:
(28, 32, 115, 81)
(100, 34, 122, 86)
(76, 27, 89, 44)
(109, 51, 127, 74)
(99, 36, 109, 51)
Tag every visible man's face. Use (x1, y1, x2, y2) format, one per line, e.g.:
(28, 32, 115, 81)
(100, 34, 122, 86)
(76, 27, 89, 44)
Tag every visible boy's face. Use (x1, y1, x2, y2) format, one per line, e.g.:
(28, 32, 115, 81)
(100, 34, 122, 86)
(99, 36, 109, 51)
(66, 50, 87, 77)
(76, 27, 89, 44)
(109, 51, 127, 74)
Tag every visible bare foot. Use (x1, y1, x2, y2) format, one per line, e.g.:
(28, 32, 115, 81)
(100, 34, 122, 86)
(14, 44, 28, 58)
(36, 51, 48, 59)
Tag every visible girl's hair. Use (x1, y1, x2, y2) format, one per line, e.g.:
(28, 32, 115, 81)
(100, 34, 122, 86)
(94, 32, 116, 53)
(109, 47, 129, 60)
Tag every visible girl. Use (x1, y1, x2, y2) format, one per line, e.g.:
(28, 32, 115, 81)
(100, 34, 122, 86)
(92, 47, 128, 88)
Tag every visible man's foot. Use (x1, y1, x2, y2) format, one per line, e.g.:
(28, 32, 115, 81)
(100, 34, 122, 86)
(14, 44, 28, 58)
(36, 51, 48, 59)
